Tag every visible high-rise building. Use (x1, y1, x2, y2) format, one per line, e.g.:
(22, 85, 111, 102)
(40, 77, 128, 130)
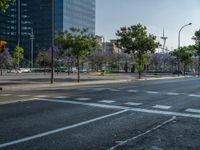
(0, 0, 96, 60)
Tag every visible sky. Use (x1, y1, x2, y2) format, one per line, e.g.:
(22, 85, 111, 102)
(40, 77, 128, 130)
(96, 0, 200, 51)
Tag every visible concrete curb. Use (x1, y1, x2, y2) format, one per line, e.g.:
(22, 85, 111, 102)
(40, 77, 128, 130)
(0, 76, 194, 91)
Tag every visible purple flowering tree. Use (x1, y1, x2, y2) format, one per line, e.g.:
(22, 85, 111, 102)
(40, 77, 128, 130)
(0, 48, 12, 75)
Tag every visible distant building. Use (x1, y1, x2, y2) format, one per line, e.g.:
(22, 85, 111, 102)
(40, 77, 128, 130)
(0, 0, 96, 61)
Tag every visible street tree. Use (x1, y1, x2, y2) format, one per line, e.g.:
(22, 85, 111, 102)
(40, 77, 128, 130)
(55, 28, 97, 82)
(0, 48, 12, 75)
(0, 0, 15, 12)
(171, 46, 195, 75)
(116, 24, 159, 78)
(192, 29, 200, 75)
(12, 45, 24, 68)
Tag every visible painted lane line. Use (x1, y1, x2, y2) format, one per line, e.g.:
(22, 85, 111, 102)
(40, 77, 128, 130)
(42, 99, 129, 110)
(0, 110, 128, 149)
(125, 102, 142, 106)
(41, 99, 200, 119)
(146, 91, 159, 94)
(92, 88, 110, 91)
(99, 100, 116, 104)
(54, 96, 70, 99)
(35, 95, 50, 98)
(166, 92, 180, 96)
(17, 95, 30, 97)
(153, 105, 171, 110)
(188, 94, 200, 98)
(75, 98, 91, 101)
(109, 116, 176, 150)
(127, 90, 138, 93)
(1, 94, 12, 97)
(186, 108, 200, 114)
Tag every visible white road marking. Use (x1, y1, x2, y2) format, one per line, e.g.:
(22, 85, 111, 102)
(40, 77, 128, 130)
(186, 108, 200, 114)
(0, 110, 128, 149)
(109, 116, 176, 150)
(99, 100, 116, 104)
(1, 94, 12, 97)
(35, 95, 49, 98)
(54, 96, 70, 99)
(75, 98, 91, 101)
(188, 94, 200, 98)
(127, 90, 138, 93)
(92, 88, 109, 91)
(125, 102, 142, 106)
(41, 99, 200, 119)
(146, 91, 159, 94)
(153, 105, 171, 110)
(17, 95, 30, 97)
(166, 92, 180, 96)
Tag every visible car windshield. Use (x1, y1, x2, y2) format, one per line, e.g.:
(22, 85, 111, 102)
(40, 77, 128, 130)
(0, 0, 200, 150)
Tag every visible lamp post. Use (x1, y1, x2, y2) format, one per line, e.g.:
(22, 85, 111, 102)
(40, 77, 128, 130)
(51, 0, 55, 84)
(177, 23, 192, 76)
(30, 28, 34, 69)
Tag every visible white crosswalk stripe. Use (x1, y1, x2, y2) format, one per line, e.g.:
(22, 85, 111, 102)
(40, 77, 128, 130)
(124, 102, 142, 106)
(35, 95, 50, 98)
(127, 90, 138, 93)
(146, 91, 159, 94)
(75, 98, 92, 101)
(166, 92, 180, 96)
(185, 108, 200, 114)
(99, 100, 116, 104)
(17, 95, 30, 97)
(153, 105, 171, 110)
(188, 94, 200, 98)
(1, 94, 12, 97)
(54, 96, 70, 99)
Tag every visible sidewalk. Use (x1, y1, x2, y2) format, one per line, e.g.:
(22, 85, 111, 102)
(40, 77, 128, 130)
(0, 72, 192, 91)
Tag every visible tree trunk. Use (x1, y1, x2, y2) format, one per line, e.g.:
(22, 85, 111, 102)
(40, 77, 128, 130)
(183, 64, 186, 76)
(138, 55, 142, 79)
(0, 68, 2, 76)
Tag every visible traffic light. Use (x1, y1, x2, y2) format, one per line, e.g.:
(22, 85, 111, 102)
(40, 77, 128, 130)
(0, 40, 7, 54)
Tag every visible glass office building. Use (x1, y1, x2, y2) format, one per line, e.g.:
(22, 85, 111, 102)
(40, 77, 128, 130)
(55, 0, 95, 34)
(0, 0, 96, 60)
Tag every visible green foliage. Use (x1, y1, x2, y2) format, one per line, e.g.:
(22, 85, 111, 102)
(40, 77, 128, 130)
(171, 46, 195, 75)
(0, 0, 15, 12)
(55, 27, 97, 82)
(116, 24, 159, 78)
(193, 29, 200, 56)
(12, 45, 24, 67)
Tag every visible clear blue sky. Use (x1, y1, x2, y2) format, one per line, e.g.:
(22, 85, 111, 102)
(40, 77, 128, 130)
(96, 0, 200, 50)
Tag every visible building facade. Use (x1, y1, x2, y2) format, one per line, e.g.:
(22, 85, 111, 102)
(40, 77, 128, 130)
(0, 0, 96, 62)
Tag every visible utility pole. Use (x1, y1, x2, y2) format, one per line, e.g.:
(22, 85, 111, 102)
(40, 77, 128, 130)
(30, 28, 34, 69)
(51, 0, 55, 84)
(17, 0, 21, 68)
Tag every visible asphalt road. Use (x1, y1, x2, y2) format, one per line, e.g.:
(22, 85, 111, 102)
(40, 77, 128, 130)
(1, 77, 200, 150)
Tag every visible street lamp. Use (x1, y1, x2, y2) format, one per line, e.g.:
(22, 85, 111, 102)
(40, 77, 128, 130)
(177, 23, 192, 76)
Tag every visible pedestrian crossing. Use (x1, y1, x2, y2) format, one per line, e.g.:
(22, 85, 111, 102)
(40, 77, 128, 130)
(1, 89, 200, 99)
